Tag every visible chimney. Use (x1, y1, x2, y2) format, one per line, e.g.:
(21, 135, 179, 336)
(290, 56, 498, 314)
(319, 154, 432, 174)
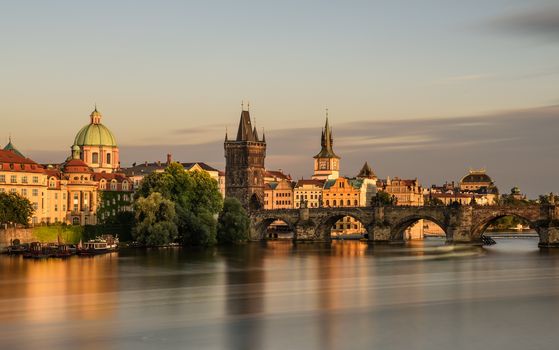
(167, 153, 172, 165)
(157, 160, 161, 166)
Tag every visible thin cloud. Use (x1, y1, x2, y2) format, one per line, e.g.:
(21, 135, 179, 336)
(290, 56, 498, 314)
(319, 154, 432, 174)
(487, 6, 559, 40)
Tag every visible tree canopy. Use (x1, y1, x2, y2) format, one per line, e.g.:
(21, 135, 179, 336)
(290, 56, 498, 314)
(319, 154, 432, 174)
(217, 198, 250, 244)
(133, 192, 178, 246)
(134, 163, 223, 246)
(372, 191, 396, 206)
(0, 192, 34, 226)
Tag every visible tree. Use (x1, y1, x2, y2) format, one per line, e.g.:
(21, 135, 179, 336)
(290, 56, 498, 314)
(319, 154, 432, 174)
(0, 192, 34, 226)
(372, 191, 394, 206)
(133, 192, 178, 246)
(425, 196, 444, 206)
(217, 198, 250, 244)
(134, 163, 223, 246)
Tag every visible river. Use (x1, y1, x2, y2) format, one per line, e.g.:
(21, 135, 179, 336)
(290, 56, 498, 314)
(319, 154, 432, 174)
(2, 237, 559, 350)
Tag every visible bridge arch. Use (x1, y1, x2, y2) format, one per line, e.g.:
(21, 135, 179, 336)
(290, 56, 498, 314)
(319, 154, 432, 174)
(252, 215, 297, 241)
(390, 215, 449, 242)
(315, 210, 372, 241)
(471, 211, 540, 240)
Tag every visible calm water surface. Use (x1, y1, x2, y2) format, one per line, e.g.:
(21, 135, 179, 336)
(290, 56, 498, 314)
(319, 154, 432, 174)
(2, 237, 559, 350)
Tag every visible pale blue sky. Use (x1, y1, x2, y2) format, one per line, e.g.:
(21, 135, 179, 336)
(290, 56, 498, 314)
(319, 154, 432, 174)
(1, 0, 558, 195)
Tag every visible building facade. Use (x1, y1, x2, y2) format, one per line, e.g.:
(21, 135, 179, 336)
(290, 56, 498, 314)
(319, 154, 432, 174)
(294, 179, 324, 209)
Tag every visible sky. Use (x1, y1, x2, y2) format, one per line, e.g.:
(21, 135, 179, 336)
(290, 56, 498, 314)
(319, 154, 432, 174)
(1, 0, 558, 197)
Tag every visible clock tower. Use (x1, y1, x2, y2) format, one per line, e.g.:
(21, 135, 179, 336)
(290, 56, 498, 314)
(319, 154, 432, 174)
(312, 116, 340, 180)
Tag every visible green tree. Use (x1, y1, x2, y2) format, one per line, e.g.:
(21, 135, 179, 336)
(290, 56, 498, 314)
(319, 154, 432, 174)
(134, 163, 223, 246)
(133, 192, 178, 246)
(217, 198, 250, 244)
(372, 191, 394, 206)
(0, 192, 34, 226)
(425, 196, 445, 206)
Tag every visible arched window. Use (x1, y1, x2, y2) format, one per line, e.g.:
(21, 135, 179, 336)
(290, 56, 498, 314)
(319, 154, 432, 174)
(92, 152, 99, 164)
(333, 200, 337, 206)
(325, 200, 329, 207)
(106, 153, 111, 164)
(354, 200, 358, 206)
(347, 200, 351, 206)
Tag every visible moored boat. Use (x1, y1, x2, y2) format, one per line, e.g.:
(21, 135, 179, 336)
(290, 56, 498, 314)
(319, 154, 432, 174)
(77, 235, 119, 256)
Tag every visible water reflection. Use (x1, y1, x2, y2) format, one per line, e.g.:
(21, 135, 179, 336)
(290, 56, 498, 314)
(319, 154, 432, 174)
(1, 238, 559, 350)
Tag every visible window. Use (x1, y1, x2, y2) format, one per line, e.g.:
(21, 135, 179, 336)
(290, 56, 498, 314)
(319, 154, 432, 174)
(33, 176, 38, 184)
(0, 175, 4, 183)
(21, 189, 27, 196)
(32, 189, 38, 196)
(106, 153, 111, 164)
(72, 217, 80, 225)
(10, 188, 16, 193)
(32, 202, 38, 210)
(10, 175, 17, 183)
(54, 204, 58, 212)
(21, 176, 28, 184)
(333, 200, 337, 206)
(347, 200, 351, 206)
(92, 152, 99, 164)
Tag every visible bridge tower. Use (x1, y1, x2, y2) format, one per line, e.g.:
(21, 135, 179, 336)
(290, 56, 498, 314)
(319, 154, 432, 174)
(224, 106, 266, 210)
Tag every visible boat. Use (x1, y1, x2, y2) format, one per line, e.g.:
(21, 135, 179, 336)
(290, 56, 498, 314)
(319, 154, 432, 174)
(23, 242, 52, 259)
(77, 235, 119, 256)
(52, 244, 73, 258)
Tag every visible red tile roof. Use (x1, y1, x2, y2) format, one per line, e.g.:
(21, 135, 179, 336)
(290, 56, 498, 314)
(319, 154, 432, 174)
(0, 150, 44, 173)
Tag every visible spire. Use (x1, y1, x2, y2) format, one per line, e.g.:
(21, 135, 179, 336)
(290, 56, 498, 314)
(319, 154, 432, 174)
(235, 109, 256, 141)
(314, 111, 339, 159)
(262, 128, 266, 143)
(253, 126, 259, 141)
(225, 127, 228, 141)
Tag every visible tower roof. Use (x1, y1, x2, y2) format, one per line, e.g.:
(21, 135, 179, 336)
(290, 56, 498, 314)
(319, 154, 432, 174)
(357, 161, 376, 179)
(314, 117, 340, 159)
(3, 138, 25, 158)
(235, 110, 262, 142)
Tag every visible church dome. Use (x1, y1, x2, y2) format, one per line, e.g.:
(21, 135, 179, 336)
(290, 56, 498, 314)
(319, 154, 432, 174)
(73, 108, 117, 147)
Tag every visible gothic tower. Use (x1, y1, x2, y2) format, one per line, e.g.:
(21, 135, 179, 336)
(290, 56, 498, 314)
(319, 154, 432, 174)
(224, 108, 266, 210)
(312, 116, 340, 180)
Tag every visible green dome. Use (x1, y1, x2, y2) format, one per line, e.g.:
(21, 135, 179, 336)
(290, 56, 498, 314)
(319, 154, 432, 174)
(73, 123, 117, 147)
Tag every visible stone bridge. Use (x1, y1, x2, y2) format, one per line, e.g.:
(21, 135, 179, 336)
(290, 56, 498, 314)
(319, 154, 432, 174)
(250, 204, 559, 247)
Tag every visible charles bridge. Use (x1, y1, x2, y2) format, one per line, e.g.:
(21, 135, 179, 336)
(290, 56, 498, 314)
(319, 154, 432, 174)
(249, 204, 559, 247)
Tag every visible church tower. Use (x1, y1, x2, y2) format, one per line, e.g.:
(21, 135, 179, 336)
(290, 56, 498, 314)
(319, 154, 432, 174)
(312, 116, 340, 180)
(224, 107, 266, 210)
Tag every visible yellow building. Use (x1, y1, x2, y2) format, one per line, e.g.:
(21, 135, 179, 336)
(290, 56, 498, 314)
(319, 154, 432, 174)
(0, 148, 52, 224)
(459, 169, 499, 205)
(0, 108, 134, 226)
(294, 179, 324, 209)
(264, 178, 294, 209)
